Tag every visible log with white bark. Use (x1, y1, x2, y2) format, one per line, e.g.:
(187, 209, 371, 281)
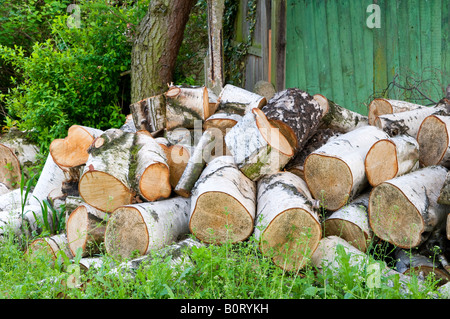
(29, 153, 66, 207)
(215, 84, 267, 116)
(130, 94, 166, 133)
(203, 112, 241, 157)
(49, 125, 103, 170)
(174, 130, 216, 197)
(134, 132, 171, 201)
(120, 114, 137, 133)
(369, 165, 448, 248)
(26, 233, 73, 264)
(323, 193, 373, 252)
(438, 172, 450, 206)
(225, 108, 294, 181)
(304, 125, 389, 211)
(364, 135, 419, 187)
(373, 103, 450, 137)
(417, 115, 450, 167)
(78, 129, 135, 212)
(164, 85, 212, 130)
(313, 94, 369, 133)
(0, 183, 9, 196)
(66, 203, 107, 257)
(189, 156, 256, 244)
(164, 127, 200, 147)
(254, 172, 321, 271)
(262, 88, 323, 152)
(368, 98, 425, 125)
(0, 188, 24, 212)
(0, 129, 39, 188)
(105, 196, 191, 259)
(311, 236, 425, 295)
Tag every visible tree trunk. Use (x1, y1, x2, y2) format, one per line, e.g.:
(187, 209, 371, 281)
(174, 130, 216, 197)
(0, 129, 39, 189)
(313, 94, 369, 133)
(206, 0, 225, 96)
(304, 126, 389, 211)
(368, 98, 425, 125)
(164, 85, 212, 130)
(105, 196, 191, 259)
(134, 132, 171, 201)
(78, 129, 135, 212)
(66, 203, 107, 257)
(323, 193, 373, 252)
(369, 166, 448, 249)
(262, 88, 323, 152)
(417, 115, 450, 167)
(189, 156, 256, 244)
(365, 135, 419, 187)
(130, 0, 196, 102)
(49, 125, 104, 170)
(214, 84, 267, 116)
(254, 172, 321, 271)
(225, 108, 294, 181)
(129, 94, 166, 133)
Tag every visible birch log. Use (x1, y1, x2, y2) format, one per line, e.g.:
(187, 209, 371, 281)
(78, 129, 135, 212)
(215, 84, 267, 115)
(368, 98, 425, 125)
(323, 193, 373, 252)
(130, 94, 166, 133)
(66, 203, 107, 257)
(438, 172, 450, 205)
(254, 172, 321, 271)
(49, 125, 104, 170)
(206, 0, 225, 96)
(174, 130, 216, 197)
(304, 126, 389, 211)
(0, 188, 24, 212)
(26, 233, 73, 264)
(164, 85, 212, 130)
(134, 132, 171, 201)
(313, 94, 369, 133)
(166, 144, 192, 189)
(0, 129, 39, 188)
(261, 88, 323, 152)
(203, 112, 241, 157)
(364, 135, 419, 187)
(105, 196, 191, 259)
(29, 153, 66, 207)
(225, 108, 294, 181)
(0, 205, 50, 240)
(369, 166, 448, 248)
(189, 156, 256, 244)
(417, 115, 450, 167)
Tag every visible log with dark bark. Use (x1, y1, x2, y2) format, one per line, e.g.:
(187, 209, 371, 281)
(313, 94, 369, 133)
(105, 196, 191, 259)
(189, 156, 256, 244)
(78, 129, 135, 212)
(368, 98, 425, 125)
(254, 172, 321, 271)
(369, 166, 448, 249)
(365, 135, 419, 187)
(417, 115, 450, 167)
(261, 88, 323, 152)
(206, 0, 225, 96)
(130, 0, 196, 102)
(304, 126, 389, 211)
(225, 108, 294, 181)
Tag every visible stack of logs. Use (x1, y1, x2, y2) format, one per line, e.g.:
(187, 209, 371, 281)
(2, 82, 450, 288)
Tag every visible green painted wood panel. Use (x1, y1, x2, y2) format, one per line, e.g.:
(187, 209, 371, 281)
(286, 0, 450, 115)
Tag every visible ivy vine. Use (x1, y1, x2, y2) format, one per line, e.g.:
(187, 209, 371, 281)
(223, 0, 258, 87)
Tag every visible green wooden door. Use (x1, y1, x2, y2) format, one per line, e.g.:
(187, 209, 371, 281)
(285, 0, 449, 115)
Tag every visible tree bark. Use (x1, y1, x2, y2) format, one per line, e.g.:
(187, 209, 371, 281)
(129, 94, 166, 133)
(369, 166, 448, 249)
(215, 84, 267, 116)
(105, 196, 191, 259)
(254, 172, 321, 271)
(417, 115, 450, 167)
(368, 98, 425, 125)
(189, 156, 256, 244)
(26, 233, 73, 266)
(438, 172, 450, 206)
(130, 0, 196, 102)
(304, 126, 389, 211)
(206, 0, 225, 96)
(365, 135, 419, 187)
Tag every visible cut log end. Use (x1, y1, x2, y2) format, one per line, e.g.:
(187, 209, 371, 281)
(79, 171, 133, 212)
(139, 162, 171, 201)
(417, 115, 449, 166)
(189, 191, 254, 244)
(304, 154, 353, 211)
(259, 208, 321, 271)
(368, 98, 393, 125)
(0, 144, 20, 188)
(365, 139, 398, 187)
(323, 219, 369, 252)
(369, 183, 424, 248)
